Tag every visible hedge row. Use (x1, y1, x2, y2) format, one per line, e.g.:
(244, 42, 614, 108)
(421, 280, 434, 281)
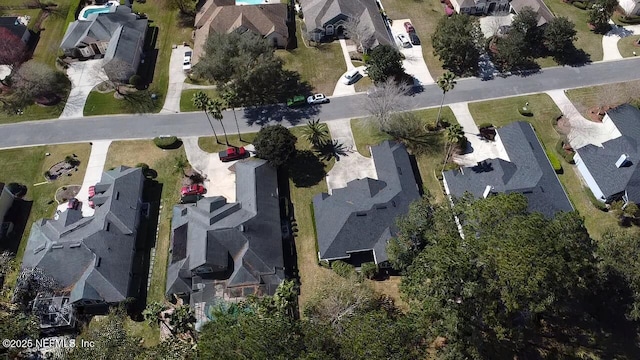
(573, 1, 587, 9)
(617, 14, 640, 24)
(584, 186, 608, 212)
(555, 140, 576, 164)
(545, 149, 562, 173)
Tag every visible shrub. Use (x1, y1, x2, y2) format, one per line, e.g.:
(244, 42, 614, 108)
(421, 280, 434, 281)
(153, 136, 179, 149)
(135, 163, 150, 171)
(478, 122, 493, 129)
(129, 74, 142, 86)
(585, 186, 608, 211)
(545, 149, 562, 173)
(360, 262, 378, 279)
(573, 1, 587, 9)
(443, 162, 460, 171)
(332, 260, 356, 278)
(617, 14, 640, 24)
(518, 106, 533, 117)
(44, 171, 51, 180)
(349, 52, 363, 61)
(362, 53, 371, 63)
(555, 140, 576, 164)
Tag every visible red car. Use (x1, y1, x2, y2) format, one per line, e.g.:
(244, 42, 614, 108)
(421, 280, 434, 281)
(404, 21, 415, 33)
(68, 198, 81, 210)
(88, 199, 95, 209)
(181, 184, 206, 196)
(219, 147, 248, 162)
(88, 185, 96, 198)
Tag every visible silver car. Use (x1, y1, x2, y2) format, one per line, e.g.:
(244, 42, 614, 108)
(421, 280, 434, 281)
(396, 34, 411, 48)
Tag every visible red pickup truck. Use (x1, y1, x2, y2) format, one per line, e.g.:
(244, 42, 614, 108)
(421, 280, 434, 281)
(219, 147, 248, 162)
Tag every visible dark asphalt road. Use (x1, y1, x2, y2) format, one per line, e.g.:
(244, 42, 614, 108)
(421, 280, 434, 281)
(1, 58, 640, 149)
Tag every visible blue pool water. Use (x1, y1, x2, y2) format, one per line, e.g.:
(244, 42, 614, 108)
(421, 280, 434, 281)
(236, 0, 266, 4)
(82, 7, 112, 17)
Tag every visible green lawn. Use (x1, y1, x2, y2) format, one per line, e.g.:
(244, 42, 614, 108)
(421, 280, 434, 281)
(351, 106, 457, 203)
(0, 143, 91, 298)
(277, 20, 346, 95)
(382, 0, 447, 79)
(618, 35, 640, 58)
(565, 80, 640, 116)
(180, 89, 218, 112)
(84, 91, 135, 116)
(543, 0, 604, 62)
(198, 132, 257, 153)
(467, 94, 635, 239)
(103, 140, 187, 345)
(354, 76, 373, 93)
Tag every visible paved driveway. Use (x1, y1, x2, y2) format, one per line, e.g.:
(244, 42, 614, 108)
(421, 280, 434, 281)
(390, 19, 434, 85)
(162, 45, 191, 114)
(60, 59, 105, 119)
(332, 39, 358, 96)
(325, 119, 377, 193)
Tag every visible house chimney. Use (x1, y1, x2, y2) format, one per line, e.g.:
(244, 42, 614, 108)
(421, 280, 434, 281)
(615, 154, 629, 168)
(483, 185, 493, 198)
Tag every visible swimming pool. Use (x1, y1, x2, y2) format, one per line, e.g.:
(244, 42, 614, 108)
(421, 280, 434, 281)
(78, 1, 119, 20)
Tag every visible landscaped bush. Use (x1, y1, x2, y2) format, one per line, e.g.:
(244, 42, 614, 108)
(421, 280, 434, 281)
(443, 162, 460, 172)
(545, 149, 562, 173)
(617, 14, 640, 24)
(350, 52, 363, 62)
(136, 162, 150, 170)
(332, 260, 356, 278)
(362, 53, 371, 63)
(129, 74, 142, 87)
(555, 140, 576, 164)
(518, 106, 533, 117)
(478, 122, 493, 129)
(153, 136, 180, 149)
(585, 187, 608, 212)
(573, 1, 587, 9)
(360, 262, 378, 279)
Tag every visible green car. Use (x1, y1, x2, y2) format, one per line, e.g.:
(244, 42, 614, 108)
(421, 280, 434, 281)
(287, 95, 306, 107)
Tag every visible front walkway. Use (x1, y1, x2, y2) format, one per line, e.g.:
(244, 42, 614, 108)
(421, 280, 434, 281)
(161, 45, 191, 114)
(449, 102, 510, 166)
(546, 89, 621, 149)
(60, 59, 105, 119)
(325, 119, 377, 193)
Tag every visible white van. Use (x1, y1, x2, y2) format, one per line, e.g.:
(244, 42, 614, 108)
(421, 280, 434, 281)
(341, 68, 361, 85)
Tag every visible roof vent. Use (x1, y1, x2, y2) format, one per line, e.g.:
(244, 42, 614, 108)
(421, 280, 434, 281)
(69, 242, 81, 248)
(33, 245, 46, 254)
(615, 154, 630, 168)
(51, 242, 63, 249)
(95, 257, 101, 267)
(375, 204, 387, 210)
(483, 185, 493, 198)
(356, 212, 367, 217)
(239, 224, 245, 232)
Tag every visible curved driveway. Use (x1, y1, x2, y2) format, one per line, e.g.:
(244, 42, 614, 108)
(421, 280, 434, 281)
(2, 58, 640, 149)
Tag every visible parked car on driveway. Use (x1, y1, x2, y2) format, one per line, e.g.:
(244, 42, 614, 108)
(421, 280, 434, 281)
(404, 22, 415, 33)
(396, 34, 411, 48)
(88, 185, 96, 198)
(219, 146, 248, 162)
(183, 51, 192, 71)
(409, 32, 420, 45)
(307, 93, 329, 105)
(181, 184, 206, 196)
(341, 68, 361, 85)
(287, 95, 307, 107)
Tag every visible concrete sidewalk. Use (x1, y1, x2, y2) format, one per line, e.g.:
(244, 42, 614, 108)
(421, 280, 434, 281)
(76, 140, 112, 216)
(161, 45, 191, 114)
(546, 89, 621, 149)
(449, 102, 509, 166)
(325, 119, 376, 193)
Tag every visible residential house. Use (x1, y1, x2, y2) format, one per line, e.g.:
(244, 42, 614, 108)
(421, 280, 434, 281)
(193, 0, 289, 63)
(443, 122, 573, 217)
(59, 6, 147, 81)
(300, 0, 393, 48)
(0, 16, 31, 45)
(0, 183, 15, 239)
(450, 0, 510, 15)
(313, 141, 420, 267)
(509, 0, 554, 26)
(619, 0, 640, 16)
(166, 159, 285, 326)
(574, 104, 640, 204)
(21, 166, 146, 314)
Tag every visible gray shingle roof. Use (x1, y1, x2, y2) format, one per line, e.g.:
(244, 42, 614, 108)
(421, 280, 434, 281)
(21, 166, 144, 305)
(313, 141, 420, 264)
(166, 159, 285, 298)
(575, 104, 640, 202)
(443, 121, 573, 217)
(300, 0, 392, 47)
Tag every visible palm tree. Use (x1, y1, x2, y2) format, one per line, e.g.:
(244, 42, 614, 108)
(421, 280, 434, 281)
(442, 123, 465, 171)
(192, 91, 220, 144)
(173, 155, 188, 176)
(142, 301, 169, 328)
(221, 90, 242, 140)
(302, 119, 329, 148)
(207, 98, 229, 145)
(436, 71, 457, 129)
(168, 304, 196, 341)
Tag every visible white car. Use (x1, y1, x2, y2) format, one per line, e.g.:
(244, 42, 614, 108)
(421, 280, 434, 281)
(307, 93, 329, 105)
(183, 51, 192, 71)
(396, 33, 411, 48)
(341, 68, 361, 85)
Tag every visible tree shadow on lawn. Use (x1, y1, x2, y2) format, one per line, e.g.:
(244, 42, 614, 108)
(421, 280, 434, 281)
(243, 103, 320, 127)
(553, 45, 592, 67)
(287, 150, 326, 188)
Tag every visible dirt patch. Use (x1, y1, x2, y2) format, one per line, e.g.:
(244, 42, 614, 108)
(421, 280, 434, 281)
(587, 105, 613, 122)
(556, 116, 572, 135)
(55, 185, 81, 203)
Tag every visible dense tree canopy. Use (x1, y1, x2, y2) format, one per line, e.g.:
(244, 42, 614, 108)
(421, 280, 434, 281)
(432, 14, 482, 76)
(365, 44, 405, 83)
(194, 32, 306, 106)
(543, 17, 578, 53)
(253, 125, 297, 167)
